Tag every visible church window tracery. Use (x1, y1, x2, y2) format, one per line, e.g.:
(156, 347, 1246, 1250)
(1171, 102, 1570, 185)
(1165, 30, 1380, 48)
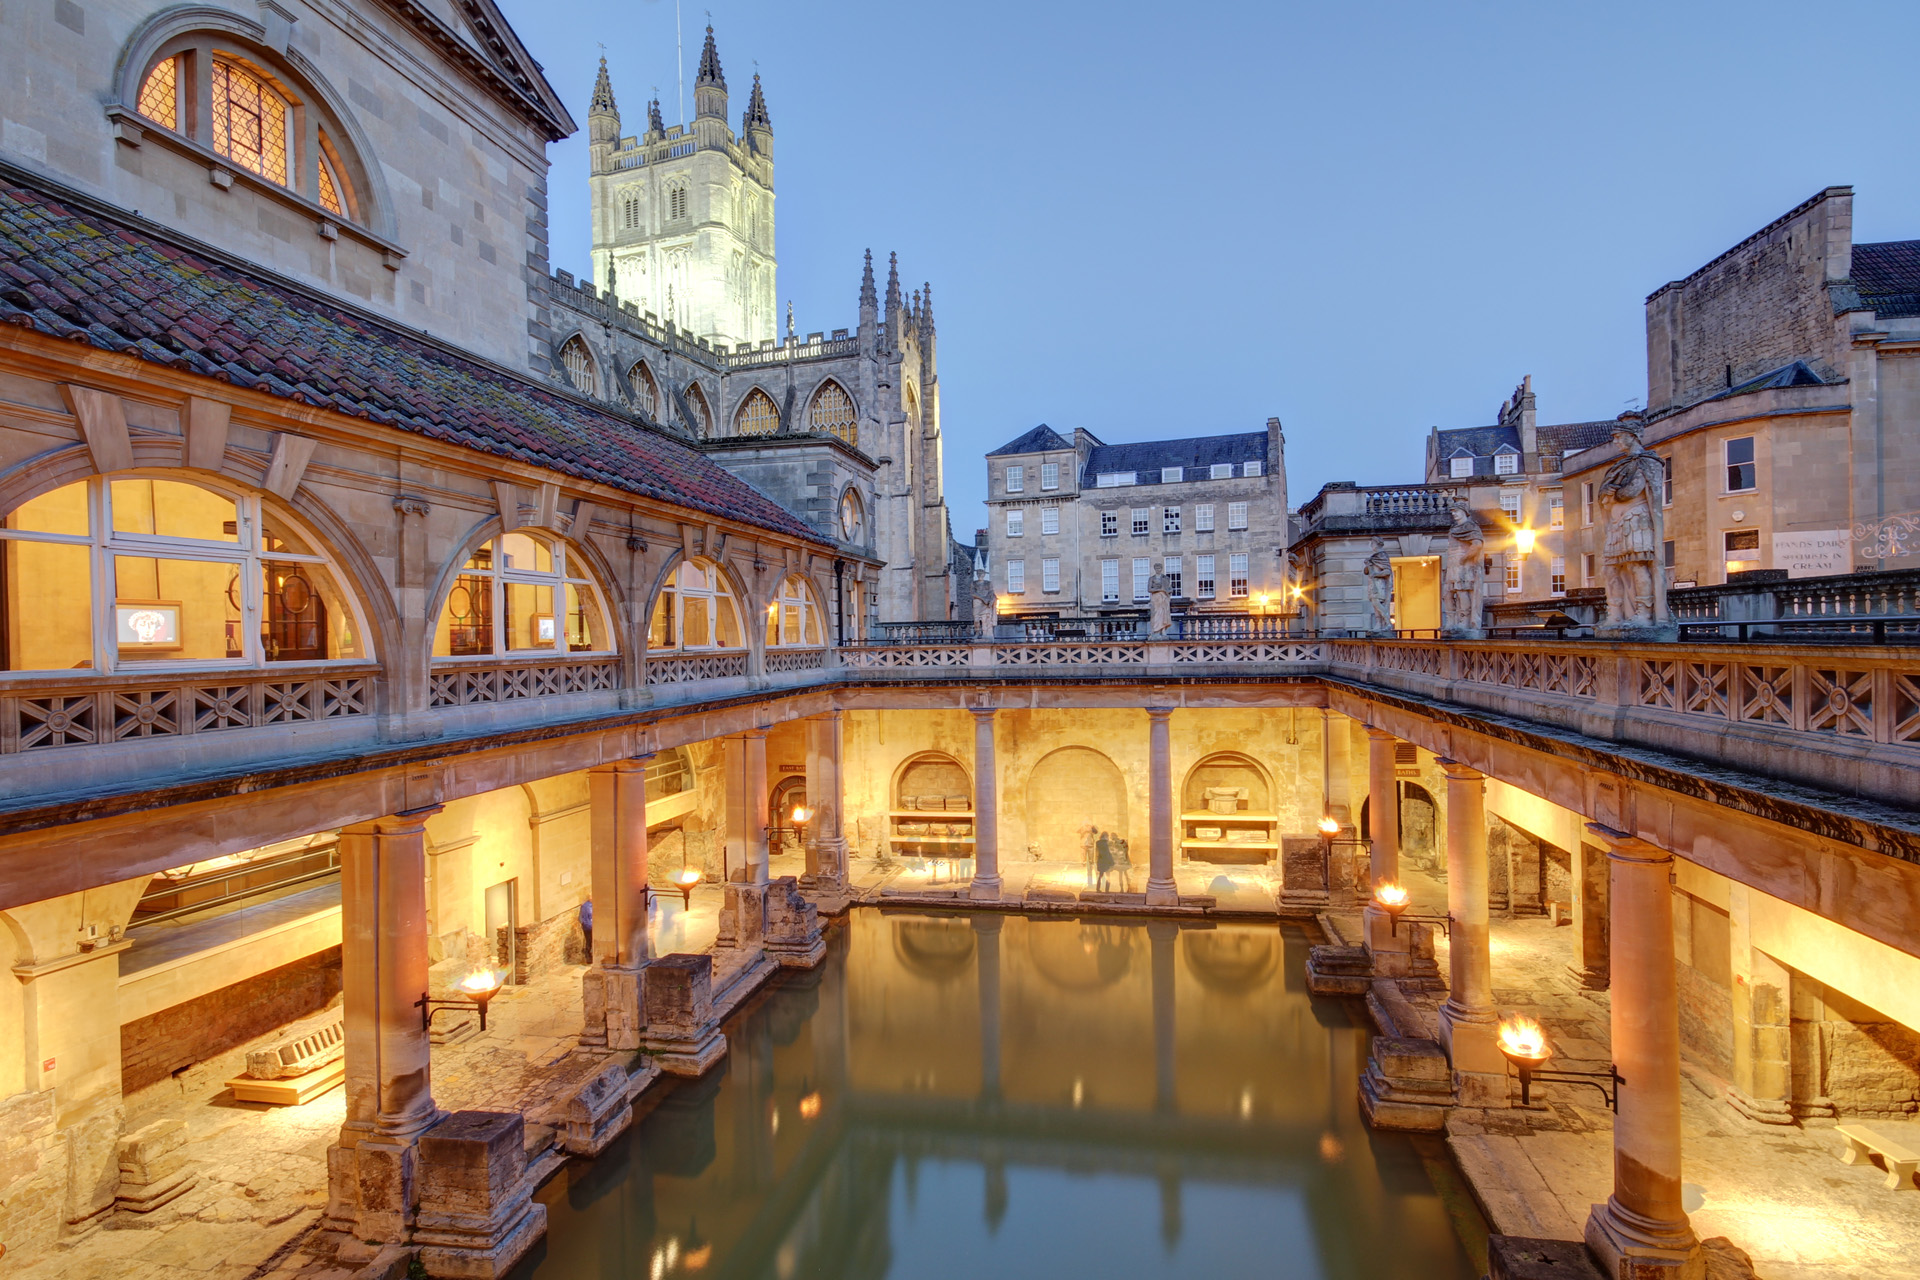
(630, 361, 660, 417)
(807, 380, 856, 445)
(736, 388, 779, 436)
(559, 335, 598, 396)
(683, 382, 714, 435)
(668, 182, 689, 222)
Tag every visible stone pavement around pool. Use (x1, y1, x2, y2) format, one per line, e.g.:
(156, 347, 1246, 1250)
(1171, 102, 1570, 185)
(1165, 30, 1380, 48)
(1366, 867, 1920, 1280)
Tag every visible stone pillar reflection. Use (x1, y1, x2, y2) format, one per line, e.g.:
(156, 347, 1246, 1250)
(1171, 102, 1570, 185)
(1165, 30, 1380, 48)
(974, 915, 1003, 1102)
(1363, 728, 1410, 970)
(1146, 707, 1177, 907)
(331, 808, 443, 1242)
(1437, 759, 1501, 1100)
(969, 709, 1002, 900)
(588, 756, 652, 969)
(1585, 824, 1702, 1278)
(804, 712, 848, 890)
(744, 727, 770, 884)
(1149, 919, 1177, 1113)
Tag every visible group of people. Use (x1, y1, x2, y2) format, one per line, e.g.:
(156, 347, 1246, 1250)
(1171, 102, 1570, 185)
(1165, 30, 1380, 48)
(1077, 824, 1133, 892)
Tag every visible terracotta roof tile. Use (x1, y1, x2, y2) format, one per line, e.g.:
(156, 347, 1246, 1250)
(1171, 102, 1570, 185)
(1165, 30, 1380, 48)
(0, 176, 822, 544)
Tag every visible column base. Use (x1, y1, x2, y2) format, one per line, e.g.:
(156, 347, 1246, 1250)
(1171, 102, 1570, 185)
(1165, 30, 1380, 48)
(968, 876, 1003, 901)
(1359, 1036, 1454, 1132)
(1585, 1199, 1703, 1280)
(580, 965, 646, 1052)
(1568, 962, 1611, 991)
(325, 1135, 419, 1245)
(1439, 1002, 1505, 1078)
(765, 876, 827, 968)
(1144, 878, 1178, 908)
(715, 882, 769, 950)
(640, 954, 729, 1077)
(415, 1111, 546, 1280)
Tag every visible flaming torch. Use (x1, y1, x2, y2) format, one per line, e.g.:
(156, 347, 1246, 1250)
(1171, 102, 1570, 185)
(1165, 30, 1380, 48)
(1497, 1015, 1553, 1105)
(1373, 882, 1411, 934)
(455, 968, 504, 1032)
(671, 866, 703, 912)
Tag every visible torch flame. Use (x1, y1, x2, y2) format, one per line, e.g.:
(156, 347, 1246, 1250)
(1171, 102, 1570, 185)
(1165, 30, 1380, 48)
(455, 969, 503, 998)
(1317, 817, 1340, 835)
(1497, 1015, 1551, 1063)
(672, 867, 703, 888)
(1374, 882, 1410, 909)
(798, 1090, 823, 1120)
(791, 805, 813, 825)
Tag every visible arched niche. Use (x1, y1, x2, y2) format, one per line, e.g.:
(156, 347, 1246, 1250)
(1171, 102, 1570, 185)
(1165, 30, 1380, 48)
(1182, 752, 1273, 816)
(1026, 746, 1127, 859)
(1026, 919, 1135, 992)
(1182, 928, 1279, 996)
(892, 751, 971, 811)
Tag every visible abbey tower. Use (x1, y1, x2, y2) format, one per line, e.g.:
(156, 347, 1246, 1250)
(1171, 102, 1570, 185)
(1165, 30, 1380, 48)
(587, 27, 776, 350)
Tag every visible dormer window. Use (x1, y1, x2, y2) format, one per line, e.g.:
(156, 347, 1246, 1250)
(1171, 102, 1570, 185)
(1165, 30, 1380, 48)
(1449, 454, 1474, 479)
(1494, 448, 1520, 476)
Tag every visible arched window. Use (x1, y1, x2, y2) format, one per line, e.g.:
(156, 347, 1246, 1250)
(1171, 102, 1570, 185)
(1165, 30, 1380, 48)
(630, 361, 659, 417)
(808, 380, 857, 445)
(133, 48, 359, 221)
(0, 476, 367, 671)
(559, 336, 598, 397)
(764, 574, 823, 648)
(838, 489, 865, 545)
(683, 382, 713, 436)
(432, 531, 611, 658)
(735, 388, 779, 437)
(904, 382, 919, 426)
(647, 557, 743, 651)
(668, 184, 688, 222)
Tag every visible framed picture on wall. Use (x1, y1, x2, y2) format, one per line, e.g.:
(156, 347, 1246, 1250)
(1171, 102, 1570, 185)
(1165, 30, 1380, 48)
(533, 613, 556, 644)
(115, 600, 184, 651)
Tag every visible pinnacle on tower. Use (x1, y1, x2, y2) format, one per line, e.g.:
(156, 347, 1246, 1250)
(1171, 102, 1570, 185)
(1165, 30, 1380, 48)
(694, 25, 728, 119)
(885, 251, 901, 314)
(921, 282, 933, 333)
(590, 56, 617, 115)
(744, 72, 771, 130)
(697, 25, 726, 90)
(859, 249, 878, 311)
(647, 97, 665, 136)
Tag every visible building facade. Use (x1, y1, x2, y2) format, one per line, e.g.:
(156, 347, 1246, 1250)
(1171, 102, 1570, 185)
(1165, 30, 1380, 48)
(982, 419, 1289, 614)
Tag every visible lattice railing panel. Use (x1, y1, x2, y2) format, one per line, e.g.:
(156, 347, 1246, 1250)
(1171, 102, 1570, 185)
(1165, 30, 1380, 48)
(644, 652, 748, 686)
(429, 659, 621, 706)
(766, 649, 828, 673)
(6, 670, 374, 752)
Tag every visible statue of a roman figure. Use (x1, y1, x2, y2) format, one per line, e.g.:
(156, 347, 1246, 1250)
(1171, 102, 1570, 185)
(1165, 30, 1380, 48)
(1442, 499, 1485, 634)
(1599, 419, 1668, 629)
(1147, 571, 1173, 635)
(1362, 538, 1394, 634)
(970, 574, 997, 636)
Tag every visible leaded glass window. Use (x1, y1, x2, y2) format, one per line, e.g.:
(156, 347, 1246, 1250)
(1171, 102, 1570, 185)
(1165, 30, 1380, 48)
(808, 380, 856, 444)
(736, 388, 779, 436)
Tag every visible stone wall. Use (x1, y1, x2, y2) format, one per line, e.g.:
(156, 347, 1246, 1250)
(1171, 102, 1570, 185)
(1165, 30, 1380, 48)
(1792, 976, 1920, 1119)
(508, 909, 581, 985)
(0, 1089, 66, 1260)
(1674, 889, 1735, 1081)
(119, 947, 342, 1095)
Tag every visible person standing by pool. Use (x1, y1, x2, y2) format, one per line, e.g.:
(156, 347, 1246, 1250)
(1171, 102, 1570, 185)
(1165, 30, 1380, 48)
(1079, 823, 1099, 887)
(578, 897, 593, 963)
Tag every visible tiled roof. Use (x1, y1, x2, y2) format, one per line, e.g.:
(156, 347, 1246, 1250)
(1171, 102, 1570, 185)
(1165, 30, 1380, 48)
(1433, 425, 1520, 459)
(1710, 360, 1827, 400)
(1537, 420, 1616, 454)
(986, 423, 1072, 456)
(1852, 240, 1920, 318)
(1083, 431, 1266, 482)
(0, 175, 822, 543)
(1433, 420, 1616, 477)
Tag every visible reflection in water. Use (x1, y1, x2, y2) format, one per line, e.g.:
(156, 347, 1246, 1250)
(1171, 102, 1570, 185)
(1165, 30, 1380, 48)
(514, 911, 1481, 1280)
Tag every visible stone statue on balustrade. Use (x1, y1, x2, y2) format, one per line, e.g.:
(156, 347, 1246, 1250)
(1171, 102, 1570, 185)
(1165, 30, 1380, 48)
(1442, 498, 1485, 638)
(1147, 571, 1173, 635)
(1362, 538, 1394, 635)
(1597, 418, 1673, 637)
(970, 573, 997, 638)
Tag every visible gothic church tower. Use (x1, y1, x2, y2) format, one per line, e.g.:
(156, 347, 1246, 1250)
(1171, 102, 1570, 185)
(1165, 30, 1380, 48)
(588, 28, 775, 350)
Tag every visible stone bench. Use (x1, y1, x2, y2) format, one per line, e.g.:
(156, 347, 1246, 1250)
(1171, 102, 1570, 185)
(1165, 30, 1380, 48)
(225, 1017, 345, 1105)
(1837, 1122, 1920, 1190)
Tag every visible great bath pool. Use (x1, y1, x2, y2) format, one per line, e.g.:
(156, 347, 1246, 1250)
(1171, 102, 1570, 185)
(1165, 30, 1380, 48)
(511, 910, 1484, 1279)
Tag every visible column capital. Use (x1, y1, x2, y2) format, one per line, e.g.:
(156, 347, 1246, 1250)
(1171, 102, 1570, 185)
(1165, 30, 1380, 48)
(1585, 823, 1673, 864)
(969, 705, 997, 722)
(1435, 757, 1483, 781)
(1145, 706, 1175, 720)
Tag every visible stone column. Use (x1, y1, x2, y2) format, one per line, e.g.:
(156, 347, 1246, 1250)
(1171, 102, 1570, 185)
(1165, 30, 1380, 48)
(744, 728, 770, 884)
(1585, 825, 1702, 1279)
(1437, 760, 1501, 1101)
(1322, 710, 1354, 830)
(1149, 919, 1178, 1112)
(330, 809, 443, 1243)
(1571, 838, 1612, 990)
(1727, 883, 1793, 1125)
(581, 757, 651, 1051)
(974, 914, 1003, 1102)
(1145, 707, 1177, 907)
(804, 712, 849, 892)
(1363, 728, 1410, 970)
(969, 708, 1002, 900)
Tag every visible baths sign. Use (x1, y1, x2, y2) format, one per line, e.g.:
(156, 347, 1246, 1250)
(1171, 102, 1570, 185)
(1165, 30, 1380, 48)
(1771, 530, 1850, 578)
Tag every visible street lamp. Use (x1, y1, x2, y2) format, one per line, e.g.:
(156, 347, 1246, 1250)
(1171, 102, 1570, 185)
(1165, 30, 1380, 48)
(1496, 1013, 1622, 1110)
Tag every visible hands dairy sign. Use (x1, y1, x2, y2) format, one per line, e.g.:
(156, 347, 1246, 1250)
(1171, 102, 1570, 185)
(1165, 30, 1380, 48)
(1771, 530, 1850, 579)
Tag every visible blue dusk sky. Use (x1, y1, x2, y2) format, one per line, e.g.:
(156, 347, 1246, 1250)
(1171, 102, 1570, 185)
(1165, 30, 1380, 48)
(504, 0, 1920, 532)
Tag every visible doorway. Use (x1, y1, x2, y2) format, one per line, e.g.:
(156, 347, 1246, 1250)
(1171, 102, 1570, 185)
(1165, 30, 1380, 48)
(1390, 556, 1441, 633)
(484, 878, 518, 982)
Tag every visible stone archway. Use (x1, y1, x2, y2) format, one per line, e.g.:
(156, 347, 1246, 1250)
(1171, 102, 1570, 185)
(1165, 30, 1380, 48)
(1025, 746, 1127, 862)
